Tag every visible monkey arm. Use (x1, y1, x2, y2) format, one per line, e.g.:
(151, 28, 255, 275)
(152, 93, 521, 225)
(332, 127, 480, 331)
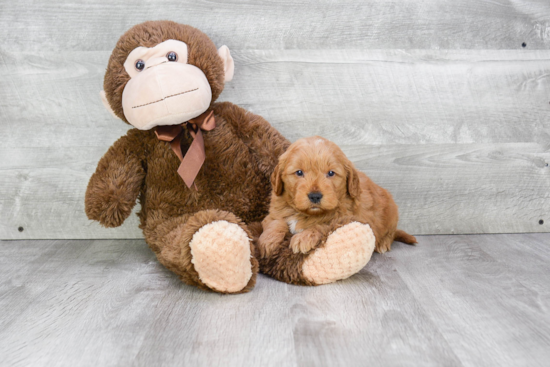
(85, 130, 145, 228)
(212, 102, 290, 177)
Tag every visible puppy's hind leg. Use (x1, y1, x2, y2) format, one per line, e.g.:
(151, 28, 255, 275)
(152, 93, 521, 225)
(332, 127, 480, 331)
(375, 231, 393, 253)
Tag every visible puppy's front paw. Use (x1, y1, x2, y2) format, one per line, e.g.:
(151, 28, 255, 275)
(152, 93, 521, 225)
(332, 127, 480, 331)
(290, 229, 323, 254)
(258, 231, 286, 258)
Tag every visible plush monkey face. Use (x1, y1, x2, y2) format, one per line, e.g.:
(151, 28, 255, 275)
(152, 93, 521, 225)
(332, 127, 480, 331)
(101, 21, 234, 130)
(121, 39, 214, 129)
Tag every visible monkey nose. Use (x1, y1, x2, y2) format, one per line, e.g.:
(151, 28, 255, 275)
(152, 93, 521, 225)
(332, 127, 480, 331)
(308, 192, 323, 204)
(145, 57, 168, 70)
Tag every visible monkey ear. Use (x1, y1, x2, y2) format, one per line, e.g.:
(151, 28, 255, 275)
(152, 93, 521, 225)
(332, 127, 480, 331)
(346, 163, 362, 199)
(271, 162, 284, 196)
(218, 45, 234, 83)
(100, 90, 119, 119)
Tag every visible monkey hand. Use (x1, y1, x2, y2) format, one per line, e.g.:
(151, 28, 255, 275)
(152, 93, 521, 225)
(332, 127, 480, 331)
(85, 177, 138, 228)
(85, 134, 145, 228)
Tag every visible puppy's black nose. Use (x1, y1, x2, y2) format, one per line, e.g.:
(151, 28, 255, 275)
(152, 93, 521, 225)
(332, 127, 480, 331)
(308, 192, 323, 204)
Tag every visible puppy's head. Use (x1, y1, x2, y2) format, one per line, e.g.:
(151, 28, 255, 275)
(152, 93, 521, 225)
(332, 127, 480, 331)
(272, 136, 361, 215)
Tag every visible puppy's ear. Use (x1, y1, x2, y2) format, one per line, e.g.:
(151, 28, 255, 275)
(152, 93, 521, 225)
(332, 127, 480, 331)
(271, 163, 284, 196)
(346, 163, 362, 199)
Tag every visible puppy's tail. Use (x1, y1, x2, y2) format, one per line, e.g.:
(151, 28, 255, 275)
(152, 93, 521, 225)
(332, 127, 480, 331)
(394, 229, 417, 245)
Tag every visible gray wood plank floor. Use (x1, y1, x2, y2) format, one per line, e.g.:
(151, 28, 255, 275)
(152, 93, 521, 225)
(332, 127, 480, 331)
(1, 234, 549, 367)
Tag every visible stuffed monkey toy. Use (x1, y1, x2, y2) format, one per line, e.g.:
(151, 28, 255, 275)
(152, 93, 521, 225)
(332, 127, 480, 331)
(86, 20, 373, 293)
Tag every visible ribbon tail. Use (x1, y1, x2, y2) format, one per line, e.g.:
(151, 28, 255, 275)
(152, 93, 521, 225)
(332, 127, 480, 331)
(178, 129, 206, 189)
(170, 136, 184, 161)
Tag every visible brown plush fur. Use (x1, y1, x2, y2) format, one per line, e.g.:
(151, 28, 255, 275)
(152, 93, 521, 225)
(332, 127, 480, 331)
(85, 21, 289, 293)
(257, 136, 416, 285)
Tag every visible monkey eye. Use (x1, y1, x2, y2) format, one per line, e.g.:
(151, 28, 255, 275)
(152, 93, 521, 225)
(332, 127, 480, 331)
(135, 59, 145, 71)
(328, 170, 335, 177)
(296, 170, 304, 177)
(166, 51, 178, 62)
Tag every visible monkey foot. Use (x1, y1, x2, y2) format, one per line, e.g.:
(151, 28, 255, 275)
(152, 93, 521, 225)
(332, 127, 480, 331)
(302, 222, 375, 285)
(189, 220, 252, 293)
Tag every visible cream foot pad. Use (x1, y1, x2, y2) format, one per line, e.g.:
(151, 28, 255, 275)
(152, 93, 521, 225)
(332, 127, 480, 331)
(302, 222, 375, 285)
(189, 220, 252, 293)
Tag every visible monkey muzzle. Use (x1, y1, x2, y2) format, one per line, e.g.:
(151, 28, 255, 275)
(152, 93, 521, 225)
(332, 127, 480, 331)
(122, 62, 213, 130)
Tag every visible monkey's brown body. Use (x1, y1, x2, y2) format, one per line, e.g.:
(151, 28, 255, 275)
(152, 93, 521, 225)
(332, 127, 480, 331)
(87, 100, 288, 292)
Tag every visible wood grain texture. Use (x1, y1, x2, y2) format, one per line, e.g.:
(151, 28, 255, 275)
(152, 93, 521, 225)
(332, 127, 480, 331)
(2, 49, 550, 148)
(1, 0, 550, 52)
(230, 49, 550, 146)
(1, 142, 548, 239)
(391, 234, 550, 367)
(1, 235, 549, 366)
(1, 48, 549, 238)
(344, 143, 550, 235)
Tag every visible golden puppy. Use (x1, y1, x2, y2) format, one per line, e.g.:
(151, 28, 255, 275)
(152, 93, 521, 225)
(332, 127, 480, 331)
(259, 136, 416, 258)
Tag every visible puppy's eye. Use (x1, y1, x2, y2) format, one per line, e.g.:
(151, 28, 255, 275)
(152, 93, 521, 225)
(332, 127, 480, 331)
(296, 170, 304, 177)
(166, 51, 178, 62)
(135, 59, 145, 71)
(328, 171, 335, 177)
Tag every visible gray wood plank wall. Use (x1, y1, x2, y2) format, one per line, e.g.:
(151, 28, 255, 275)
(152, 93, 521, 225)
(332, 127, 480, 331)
(1, 0, 549, 239)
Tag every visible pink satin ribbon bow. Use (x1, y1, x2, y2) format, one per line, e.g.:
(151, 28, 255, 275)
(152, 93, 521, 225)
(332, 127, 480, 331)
(155, 110, 216, 189)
